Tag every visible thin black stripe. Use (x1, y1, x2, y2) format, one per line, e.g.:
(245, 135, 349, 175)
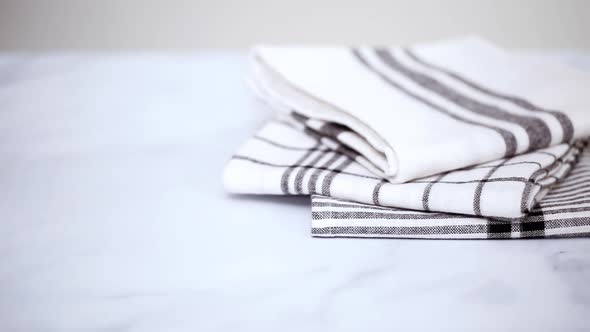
(321, 158, 354, 196)
(537, 199, 590, 209)
(312, 225, 492, 236)
(541, 194, 590, 205)
(308, 153, 342, 194)
(529, 206, 590, 216)
(312, 210, 466, 220)
(372, 179, 387, 205)
(375, 48, 551, 152)
(543, 189, 590, 202)
(351, 48, 517, 157)
(565, 169, 590, 178)
(404, 48, 574, 143)
(294, 150, 325, 194)
(546, 183, 590, 196)
(548, 183, 590, 196)
(474, 159, 510, 216)
(422, 173, 446, 211)
(280, 144, 319, 194)
(552, 176, 590, 189)
(318, 121, 349, 138)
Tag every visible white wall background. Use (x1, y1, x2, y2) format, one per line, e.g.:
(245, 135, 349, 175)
(0, 0, 588, 50)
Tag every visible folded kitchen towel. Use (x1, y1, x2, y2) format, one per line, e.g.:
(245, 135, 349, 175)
(224, 119, 590, 238)
(312, 144, 590, 239)
(249, 36, 590, 183)
(224, 117, 586, 219)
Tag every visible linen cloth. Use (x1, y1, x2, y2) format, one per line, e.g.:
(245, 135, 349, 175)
(224, 117, 584, 219)
(249, 36, 590, 183)
(312, 147, 590, 239)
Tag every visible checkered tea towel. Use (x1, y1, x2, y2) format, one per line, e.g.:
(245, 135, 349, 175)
(224, 119, 590, 238)
(224, 117, 586, 219)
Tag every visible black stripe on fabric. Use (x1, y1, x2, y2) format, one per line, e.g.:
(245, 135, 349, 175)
(474, 159, 510, 216)
(547, 183, 590, 196)
(569, 166, 590, 175)
(543, 217, 590, 230)
(537, 199, 590, 209)
(520, 165, 552, 214)
(294, 150, 326, 194)
(318, 122, 349, 138)
(404, 48, 574, 143)
(558, 174, 590, 186)
(544, 188, 590, 202)
(311, 224, 491, 236)
(308, 153, 342, 194)
(541, 194, 590, 205)
(520, 209, 545, 235)
(565, 171, 590, 183)
(351, 48, 517, 157)
(486, 222, 513, 238)
(541, 195, 590, 206)
(312, 211, 465, 220)
(372, 179, 387, 205)
(422, 173, 446, 211)
(311, 224, 587, 238)
(321, 158, 354, 196)
(374, 48, 551, 152)
(280, 144, 319, 194)
(528, 206, 590, 217)
(290, 112, 309, 123)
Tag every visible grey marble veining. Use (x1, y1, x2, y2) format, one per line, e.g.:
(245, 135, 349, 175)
(0, 51, 589, 331)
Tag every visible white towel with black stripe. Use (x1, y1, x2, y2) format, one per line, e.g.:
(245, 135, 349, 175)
(249, 36, 590, 183)
(312, 149, 590, 239)
(224, 118, 586, 220)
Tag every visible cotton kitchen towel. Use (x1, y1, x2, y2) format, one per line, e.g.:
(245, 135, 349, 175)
(224, 117, 585, 219)
(249, 36, 590, 183)
(312, 146, 590, 239)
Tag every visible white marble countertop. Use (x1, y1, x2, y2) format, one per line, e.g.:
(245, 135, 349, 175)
(0, 51, 589, 331)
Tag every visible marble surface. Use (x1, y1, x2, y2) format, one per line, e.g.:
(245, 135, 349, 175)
(0, 51, 589, 332)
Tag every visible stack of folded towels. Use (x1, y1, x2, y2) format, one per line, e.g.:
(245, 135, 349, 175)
(224, 36, 590, 239)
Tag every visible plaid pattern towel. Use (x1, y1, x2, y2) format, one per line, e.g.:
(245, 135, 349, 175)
(225, 117, 584, 219)
(250, 36, 590, 183)
(224, 119, 590, 239)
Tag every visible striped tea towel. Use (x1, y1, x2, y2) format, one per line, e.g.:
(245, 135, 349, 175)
(249, 36, 590, 183)
(224, 117, 585, 219)
(224, 119, 590, 238)
(312, 149, 590, 239)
